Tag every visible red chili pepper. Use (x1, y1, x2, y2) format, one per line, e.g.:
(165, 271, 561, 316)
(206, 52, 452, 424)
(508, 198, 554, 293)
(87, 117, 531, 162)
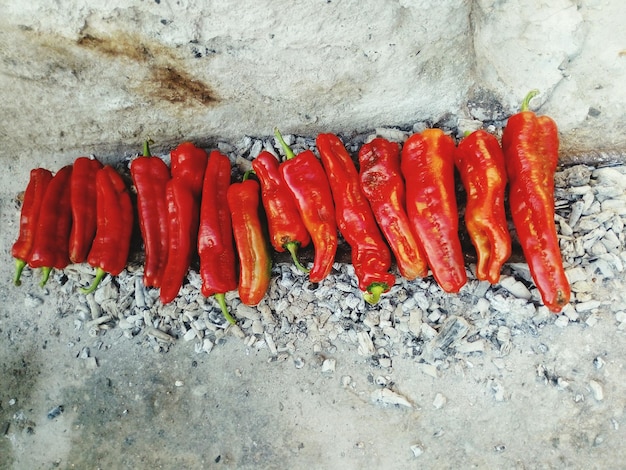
(11, 168, 53, 286)
(159, 179, 200, 304)
(316, 133, 396, 304)
(251, 150, 311, 273)
(69, 156, 103, 264)
(80, 166, 134, 294)
(358, 137, 428, 281)
(198, 150, 237, 324)
(501, 90, 571, 312)
(401, 129, 467, 293)
(227, 174, 272, 306)
(130, 141, 171, 288)
(275, 128, 338, 284)
(170, 141, 208, 198)
(455, 130, 511, 284)
(28, 165, 73, 286)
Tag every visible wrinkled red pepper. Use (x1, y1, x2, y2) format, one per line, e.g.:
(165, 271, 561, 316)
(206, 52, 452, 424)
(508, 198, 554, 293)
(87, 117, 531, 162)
(130, 141, 171, 288)
(275, 128, 338, 284)
(455, 130, 511, 284)
(81, 165, 134, 294)
(11, 168, 53, 286)
(501, 90, 571, 312)
(198, 150, 237, 324)
(69, 156, 103, 264)
(317, 133, 396, 304)
(358, 137, 428, 281)
(170, 141, 208, 198)
(251, 150, 311, 273)
(227, 173, 272, 306)
(401, 129, 467, 293)
(28, 165, 73, 286)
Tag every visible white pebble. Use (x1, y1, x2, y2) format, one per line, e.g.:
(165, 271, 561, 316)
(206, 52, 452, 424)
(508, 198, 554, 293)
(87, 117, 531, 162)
(410, 444, 424, 458)
(575, 300, 602, 313)
(554, 315, 569, 328)
(370, 388, 412, 408)
(321, 358, 336, 373)
(589, 380, 604, 401)
(433, 393, 447, 409)
(500, 276, 532, 300)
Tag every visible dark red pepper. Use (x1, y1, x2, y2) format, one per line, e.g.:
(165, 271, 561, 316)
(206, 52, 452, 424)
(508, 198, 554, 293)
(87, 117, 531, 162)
(501, 90, 571, 312)
(358, 137, 428, 281)
(170, 141, 208, 198)
(455, 130, 511, 284)
(28, 165, 73, 286)
(275, 128, 338, 284)
(401, 129, 467, 293)
(198, 150, 237, 324)
(80, 165, 134, 294)
(69, 156, 103, 264)
(130, 141, 171, 288)
(11, 168, 53, 286)
(227, 173, 272, 306)
(251, 150, 311, 273)
(317, 133, 396, 304)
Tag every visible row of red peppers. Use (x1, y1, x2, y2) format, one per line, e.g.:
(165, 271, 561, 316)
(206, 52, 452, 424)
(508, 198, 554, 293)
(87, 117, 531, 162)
(11, 91, 571, 315)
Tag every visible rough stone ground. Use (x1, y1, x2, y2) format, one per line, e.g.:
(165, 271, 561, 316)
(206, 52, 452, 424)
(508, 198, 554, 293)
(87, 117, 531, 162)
(1, 129, 625, 469)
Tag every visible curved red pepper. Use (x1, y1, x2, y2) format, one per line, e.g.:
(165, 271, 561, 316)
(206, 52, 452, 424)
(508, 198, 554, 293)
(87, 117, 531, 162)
(317, 133, 395, 304)
(251, 150, 311, 273)
(170, 141, 208, 198)
(455, 130, 511, 284)
(11, 168, 53, 285)
(358, 137, 428, 281)
(198, 150, 237, 323)
(69, 156, 103, 264)
(28, 165, 73, 286)
(81, 165, 134, 294)
(501, 90, 571, 312)
(159, 179, 200, 304)
(227, 176, 272, 306)
(130, 141, 171, 288)
(401, 129, 467, 293)
(275, 128, 338, 284)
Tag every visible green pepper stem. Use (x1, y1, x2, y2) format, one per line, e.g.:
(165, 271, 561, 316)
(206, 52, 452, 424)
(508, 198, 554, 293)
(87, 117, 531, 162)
(215, 293, 236, 325)
(242, 170, 253, 181)
(40, 267, 52, 287)
(80, 267, 106, 295)
(284, 241, 310, 274)
(521, 89, 540, 112)
(274, 128, 296, 160)
(143, 139, 154, 157)
(13, 259, 27, 286)
(363, 283, 388, 305)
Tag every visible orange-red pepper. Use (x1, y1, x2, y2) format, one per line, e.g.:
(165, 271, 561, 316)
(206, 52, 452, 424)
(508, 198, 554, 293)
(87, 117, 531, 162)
(358, 137, 428, 281)
(501, 90, 571, 312)
(251, 150, 311, 273)
(81, 165, 134, 294)
(11, 168, 53, 286)
(275, 128, 338, 284)
(455, 130, 511, 284)
(198, 150, 237, 323)
(130, 141, 171, 288)
(227, 174, 272, 306)
(317, 133, 396, 304)
(28, 165, 73, 287)
(69, 156, 103, 264)
(401, 129, 467, 293)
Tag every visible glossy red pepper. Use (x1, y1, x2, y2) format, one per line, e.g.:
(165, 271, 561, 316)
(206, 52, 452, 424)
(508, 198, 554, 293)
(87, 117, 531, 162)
(251, 150, 311, 273)
(69, 156, 103, 264)
(401, 129, 467, 293)
(198, 150, 237, 324)
(11, 168, 53, 285)
(455, 130, 511, 284)
(501, 90, 571, 312)
(28, 165, 73, 286)
(159, 179, 200, 304)
(170, 141, 208, 198)
(227, 174, 272, 306)
(317, 133, 396, 304)
(130, 141, 171, 288)
(275, 128, 338, 284)
(358, 137, 428, 281)
(80, 165, 134, 294)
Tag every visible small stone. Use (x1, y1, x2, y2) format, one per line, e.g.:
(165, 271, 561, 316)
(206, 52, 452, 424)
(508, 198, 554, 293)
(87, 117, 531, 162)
(576, 300, 602, 313)
(321, 358, 336, 373)
(589, 380, 604, 401)
(175, 380, 184, 387)
(500, 276, 532, 300)
(370, 388, 412, 408)
(294, 357, 305, 369)
(410, 444, 424, 458)
(433, 393, 447, 409)
(554, 315, 569, 328)
(378, 357, 392, 368)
